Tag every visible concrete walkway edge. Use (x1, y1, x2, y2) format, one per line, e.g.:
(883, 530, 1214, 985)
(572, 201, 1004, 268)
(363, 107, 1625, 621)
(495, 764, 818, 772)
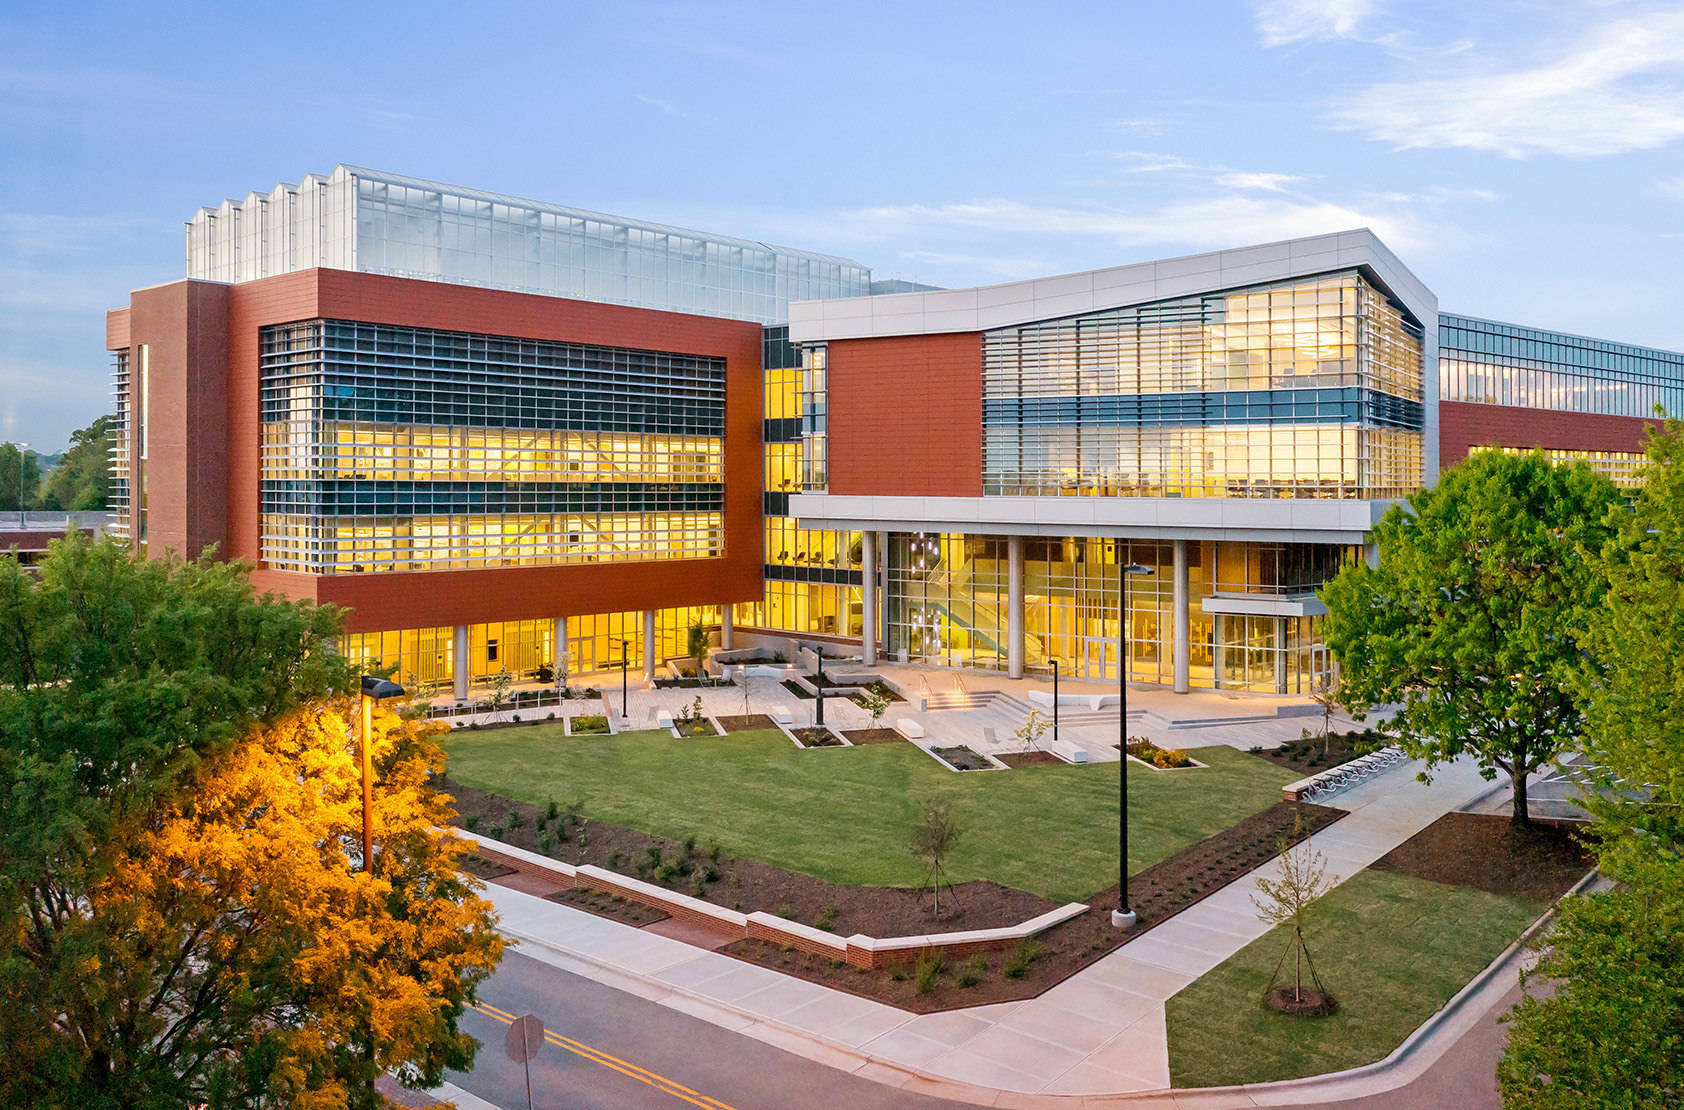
(489, 864, 1599, 1109)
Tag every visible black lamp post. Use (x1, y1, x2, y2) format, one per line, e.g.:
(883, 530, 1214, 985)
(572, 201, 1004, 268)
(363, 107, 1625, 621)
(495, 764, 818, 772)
(1051, 658, 1060, 747)
(358, 675, 406, 871)
(1112, 559, 1155, 929)
(609, 638, 629, 719)
(815, 651, 825, 725)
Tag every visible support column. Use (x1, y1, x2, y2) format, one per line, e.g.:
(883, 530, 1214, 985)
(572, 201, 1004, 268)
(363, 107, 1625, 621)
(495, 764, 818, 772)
(452, 625, 470, 702)
(1007, 534, 1025, 680)
(642, 610, 657, 682)
(1173, 539, 1190, 695)
(720, 606, 734, 651)
(552, 617, 568, 687)
(860, 530, 877, 666)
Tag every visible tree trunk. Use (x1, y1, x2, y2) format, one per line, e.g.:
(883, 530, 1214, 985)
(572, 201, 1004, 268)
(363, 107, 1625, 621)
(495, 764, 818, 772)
(1511, 766, 1531, 825)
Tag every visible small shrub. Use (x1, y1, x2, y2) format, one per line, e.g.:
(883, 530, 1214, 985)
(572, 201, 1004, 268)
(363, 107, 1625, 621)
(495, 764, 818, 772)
(507, 809, 524, 830)
(708, 842, 722, 862)
(489, 824, 504, 840)
(776, 901, 796, 920)
(958, 957, 986, 987)
(690, 873, 708, 898)
(888, 963, 909, 982)
(700, 865, 719, 883)
(914, 949, 946, 994)
(463, 814, 482, 832)
(536, 814, 548, 833)
(1004, 939, 1041, 979)
(607, 850, 624, 871)
(814, 903, 838, 932)
(547, 712, 555, 720)
(644, 845, 663, 872)
(511, 714, 521, 723)
(547, 799, 560, 822)
(538, 832, 554, 855)
(683, 835, 697, 858)
(655, 861, 679, 884)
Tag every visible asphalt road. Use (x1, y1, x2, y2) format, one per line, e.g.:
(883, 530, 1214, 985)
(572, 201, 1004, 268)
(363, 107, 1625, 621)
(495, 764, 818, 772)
(447, 948, 1511, 1110)
(447, 950, 975, 1110)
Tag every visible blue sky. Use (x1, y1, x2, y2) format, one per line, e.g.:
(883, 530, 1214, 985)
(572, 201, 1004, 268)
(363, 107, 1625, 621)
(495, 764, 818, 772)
(4, 0, 1683, 450)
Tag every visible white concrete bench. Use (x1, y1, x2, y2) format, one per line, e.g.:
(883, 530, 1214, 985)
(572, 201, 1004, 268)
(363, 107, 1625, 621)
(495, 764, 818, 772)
(896, 718, 925, 739)
(769, 705, 794, 725)
(656, 711, 674, 728)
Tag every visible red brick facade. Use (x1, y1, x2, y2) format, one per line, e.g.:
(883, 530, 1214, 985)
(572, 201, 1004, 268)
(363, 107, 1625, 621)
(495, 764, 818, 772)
(108, 270, 763, 633)
(825, 332, 984, 497)
(1439, 400, 1658, 471)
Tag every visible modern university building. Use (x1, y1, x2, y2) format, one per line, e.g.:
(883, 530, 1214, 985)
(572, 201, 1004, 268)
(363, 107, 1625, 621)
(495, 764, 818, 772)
(104, 165, 1684, 699)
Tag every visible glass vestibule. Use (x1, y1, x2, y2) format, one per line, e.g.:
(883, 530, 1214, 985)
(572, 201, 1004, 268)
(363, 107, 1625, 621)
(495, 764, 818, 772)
(882, 532, 1342, 692)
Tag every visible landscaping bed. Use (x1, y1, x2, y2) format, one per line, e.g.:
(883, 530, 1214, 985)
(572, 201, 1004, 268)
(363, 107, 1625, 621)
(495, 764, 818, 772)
(570, 714, 610, 735)
(716, 713, 775, 732)
(547, 887, 670, 928)
(444, 777, 1056, 936)
(998, 750, 1063, 768)
(779, 679, 815, 699)
(1123, 737, 1197, 769)
(673, 717, 718, 737)
(846, 679, 904, 706)
(1370, 811, 1593, 901)
(932, 745, 993, 771)
(791, 726, 842, 747)
(842, 727, 905, 745)
(1253, 729, 1376, 774)
(459, 854, 516, 880)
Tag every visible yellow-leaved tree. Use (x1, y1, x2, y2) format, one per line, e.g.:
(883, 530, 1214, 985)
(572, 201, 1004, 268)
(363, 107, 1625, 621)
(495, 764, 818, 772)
(7, 698, 502, 1110)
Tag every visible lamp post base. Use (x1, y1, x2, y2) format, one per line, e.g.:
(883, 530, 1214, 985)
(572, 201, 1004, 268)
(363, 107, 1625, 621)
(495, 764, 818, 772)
(1110, 908, 1138, 929)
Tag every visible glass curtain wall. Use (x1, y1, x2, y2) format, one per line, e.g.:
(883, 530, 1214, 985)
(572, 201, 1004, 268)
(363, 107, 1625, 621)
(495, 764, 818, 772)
(981, 272, 1424, 498)
(1440, 314, 1684, 418)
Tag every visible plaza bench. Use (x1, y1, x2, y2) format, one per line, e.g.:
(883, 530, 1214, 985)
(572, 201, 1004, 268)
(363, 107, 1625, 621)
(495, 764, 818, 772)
(896, 718, 925, 739)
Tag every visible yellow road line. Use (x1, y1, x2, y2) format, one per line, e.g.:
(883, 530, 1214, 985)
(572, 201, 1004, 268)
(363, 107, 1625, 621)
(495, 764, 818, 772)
(470, 1001, 739, 1110)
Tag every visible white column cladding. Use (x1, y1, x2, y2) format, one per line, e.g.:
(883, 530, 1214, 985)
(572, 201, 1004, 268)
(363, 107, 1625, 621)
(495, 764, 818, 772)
(642, 610, 657, 681)
(452, 625, 470, 702)
(720, 606, 734, 651)
(1007, 535, 1025, 680)
(1173, 539, 1190, 695)
(860, 530, 877, 666)
(553, 617, 568, 685)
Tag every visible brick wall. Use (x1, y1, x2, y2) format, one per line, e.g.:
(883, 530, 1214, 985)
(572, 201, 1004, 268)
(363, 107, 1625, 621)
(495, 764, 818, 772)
(826, 332, 984, 497)
(1439, 400, 1658, 470)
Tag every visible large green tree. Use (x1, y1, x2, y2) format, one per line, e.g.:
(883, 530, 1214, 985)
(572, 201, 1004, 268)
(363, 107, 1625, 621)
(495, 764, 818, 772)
(1321, 450, 1621, 823)
(0, 533, 502, 1108)
(37, 415, 115, 511)
(0, 441, 43, 513)
(1499, 421, 1684, 1106)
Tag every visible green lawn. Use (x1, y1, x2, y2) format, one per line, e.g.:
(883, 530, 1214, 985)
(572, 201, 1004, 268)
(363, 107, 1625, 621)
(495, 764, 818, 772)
(440, 726, 1294, 903)
(1166, 868, 1543, 1087)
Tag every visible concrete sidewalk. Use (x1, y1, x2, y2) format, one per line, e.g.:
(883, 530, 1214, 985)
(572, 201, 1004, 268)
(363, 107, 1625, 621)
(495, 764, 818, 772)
(472, 753, 1502, 1102)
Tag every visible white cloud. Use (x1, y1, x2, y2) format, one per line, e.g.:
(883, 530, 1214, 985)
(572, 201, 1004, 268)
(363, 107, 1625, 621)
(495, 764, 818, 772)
(1255, 0, 1378, 46)
(1214, 172, 1305, 191)
(1334, 9, 1684, 157)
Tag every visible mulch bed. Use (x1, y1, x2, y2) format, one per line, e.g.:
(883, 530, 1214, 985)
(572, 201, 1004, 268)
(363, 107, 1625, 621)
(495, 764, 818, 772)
(932, 745, 993, 770)
(1370, 811, 1594, 902)
(847, 680, 906, 705)
(442, 778, 1054, 937)
(460, 855, 516, 880)
(779, 679, 816, 699)
(674, 719, 718, 737)
(792, 727, 842, 747)
(548, 887, 671, 927)
(447, 779, 1348, 1013)
(843, 727, 905, 745)
(716, 714, 775, 732)
(1253, 730, 1377, 774)
(997, 751, 1064, 768)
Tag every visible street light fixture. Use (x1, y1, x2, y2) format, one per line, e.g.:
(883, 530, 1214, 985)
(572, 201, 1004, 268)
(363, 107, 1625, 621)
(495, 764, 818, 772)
(1112, 559, 1155, 930)
(609, 637, 630, 719)
(15, 441, 30, 527)
(359, 675, 405, 872)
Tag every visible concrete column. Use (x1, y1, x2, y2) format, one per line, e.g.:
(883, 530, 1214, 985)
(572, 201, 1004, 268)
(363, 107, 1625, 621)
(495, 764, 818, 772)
(720, 606, 734, 651)
(860, 530, 877, 666)
(642, 610, 657, 682)
(1173, 539, 1190, 695)
(1007, 535, 1025, 680)
(552, 617, 568, 686)
(452, 625, 470, 702)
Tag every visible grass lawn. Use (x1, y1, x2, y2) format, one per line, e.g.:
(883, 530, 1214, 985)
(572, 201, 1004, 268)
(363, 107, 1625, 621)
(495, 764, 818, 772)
(440, 726, 1294, 903)
(1165, 868, 1543, 1087)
